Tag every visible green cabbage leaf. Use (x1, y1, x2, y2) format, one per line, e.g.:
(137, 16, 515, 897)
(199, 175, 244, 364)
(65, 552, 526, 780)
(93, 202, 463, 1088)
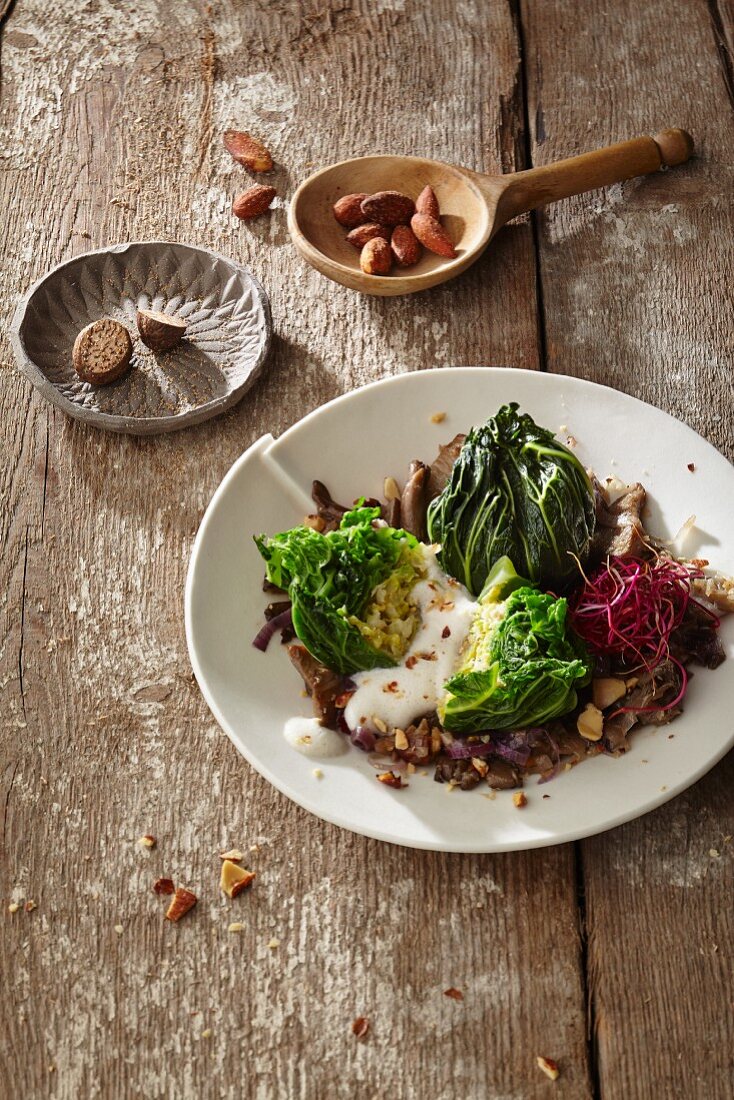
(427, 403, 596, 595)
(255, 505, 424, 674)
(440, 560, 592, 733)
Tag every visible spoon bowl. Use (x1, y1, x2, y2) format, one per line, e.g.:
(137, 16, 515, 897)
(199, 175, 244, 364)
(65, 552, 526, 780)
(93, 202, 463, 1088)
(288, 129, 694, 297)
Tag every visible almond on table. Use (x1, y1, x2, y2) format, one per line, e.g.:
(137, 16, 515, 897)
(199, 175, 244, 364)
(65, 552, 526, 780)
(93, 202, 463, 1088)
(222, 130, 273, 172)
(233, 185, 276, 220)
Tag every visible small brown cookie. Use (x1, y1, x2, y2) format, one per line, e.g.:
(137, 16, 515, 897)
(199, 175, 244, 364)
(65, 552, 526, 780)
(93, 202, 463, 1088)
(72, 319, 133, 385)
(136, 309, 187, 352)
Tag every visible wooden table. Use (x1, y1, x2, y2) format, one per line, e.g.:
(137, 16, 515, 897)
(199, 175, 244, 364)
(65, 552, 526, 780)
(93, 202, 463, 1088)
(2, 2, 733, 1096)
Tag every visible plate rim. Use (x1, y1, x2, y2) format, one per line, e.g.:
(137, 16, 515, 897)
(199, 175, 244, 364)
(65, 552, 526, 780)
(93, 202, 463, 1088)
(9, 240, 272, 436)
(185, 366, 734, 851)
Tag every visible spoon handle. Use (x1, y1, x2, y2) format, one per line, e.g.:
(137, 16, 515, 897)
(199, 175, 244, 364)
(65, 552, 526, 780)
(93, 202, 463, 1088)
(494, 128, 693, 223)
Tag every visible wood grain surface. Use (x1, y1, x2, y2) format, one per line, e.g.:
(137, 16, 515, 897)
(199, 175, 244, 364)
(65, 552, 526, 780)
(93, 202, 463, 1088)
(0, 1, 731, 1098)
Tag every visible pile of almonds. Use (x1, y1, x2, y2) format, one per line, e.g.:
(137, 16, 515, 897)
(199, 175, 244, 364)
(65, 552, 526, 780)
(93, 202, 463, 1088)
(333, 187, 456, 276)
(224, 131, 277, 220)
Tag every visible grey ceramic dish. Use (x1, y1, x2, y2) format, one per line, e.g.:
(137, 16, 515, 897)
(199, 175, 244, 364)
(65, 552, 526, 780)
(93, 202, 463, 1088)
(9, 241, 272, 435)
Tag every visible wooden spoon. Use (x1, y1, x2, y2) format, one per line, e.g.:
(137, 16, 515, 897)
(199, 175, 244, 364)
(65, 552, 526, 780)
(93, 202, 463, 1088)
(288, 128, 693, 297)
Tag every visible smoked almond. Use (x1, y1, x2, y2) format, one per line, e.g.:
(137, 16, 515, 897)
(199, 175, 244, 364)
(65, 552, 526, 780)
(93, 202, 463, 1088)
(233, 185, 276, 220)
(333, 193, 369, 228)
(360, 237, 392, 276)
(222, 130, 273, 172)
(361, 190, 415, 226)
(410, 213, 457, 258)
(345, 222, 391, 249)
(415, 185, 440, 219)
(390, 224, 422, 266)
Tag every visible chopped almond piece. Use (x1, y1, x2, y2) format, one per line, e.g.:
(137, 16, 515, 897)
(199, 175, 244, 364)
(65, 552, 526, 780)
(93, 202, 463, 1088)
(513, 791, 528, 809)
(431, 412, 446, 424)
(377, 771, 406, 789)
(138, 834, 156, 849)
(165, 887, 197, 922)
(303, 514, 325, 532)
(351, 1016, 370, 1038)
(536, 1055, 560, 1081)
(8, 902, 20, 914)
(577, 702, 604, 741)
(394, 728, 409, 751)
(219, 848, 244, 863)
(25, 900, 37, 912)
(592, 677, 626, 709)
(220, 859, 256, 899)
(444, 987, 464, 1001)
(228, 922, 245, 933)
(471, 757, 489, 777)
(153, 877, 175, 896)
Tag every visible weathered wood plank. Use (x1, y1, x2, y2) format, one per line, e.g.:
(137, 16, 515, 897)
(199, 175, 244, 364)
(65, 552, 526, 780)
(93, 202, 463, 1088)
(521, 0, 734, 1095)
(0, 2, 593, 1098)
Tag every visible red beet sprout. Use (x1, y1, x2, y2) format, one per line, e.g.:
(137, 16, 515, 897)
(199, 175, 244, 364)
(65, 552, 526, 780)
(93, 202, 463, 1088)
(569, 555, 703, 718)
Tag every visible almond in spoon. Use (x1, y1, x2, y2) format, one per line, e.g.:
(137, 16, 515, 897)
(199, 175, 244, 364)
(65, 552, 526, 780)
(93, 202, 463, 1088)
(390, 224, 422, 266)
(360, 236, 392, 275)
(415, 185, 440, 219)
(72, 319, 133, 385)
(410, 213, 457, 258)
(136, 309, 187, 352)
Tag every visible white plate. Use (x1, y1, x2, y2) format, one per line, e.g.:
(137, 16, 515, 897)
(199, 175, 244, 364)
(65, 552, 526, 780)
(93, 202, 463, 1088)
(185, 368, 734, 852)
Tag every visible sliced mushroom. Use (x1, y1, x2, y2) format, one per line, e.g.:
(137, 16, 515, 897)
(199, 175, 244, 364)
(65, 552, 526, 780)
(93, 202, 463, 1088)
(400, 460, 430, 540)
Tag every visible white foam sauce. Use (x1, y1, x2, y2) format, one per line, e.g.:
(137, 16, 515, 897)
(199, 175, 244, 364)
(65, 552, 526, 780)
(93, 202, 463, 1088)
(344, 548, 476, 733)
(283, 716, 347, 758)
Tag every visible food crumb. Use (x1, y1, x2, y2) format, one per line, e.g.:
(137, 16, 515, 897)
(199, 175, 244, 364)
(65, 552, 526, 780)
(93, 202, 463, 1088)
(536, 1055, 560, 1081)
(687, 462, 695, 472)
(228, 922, 245, 933)
(250, 844, 260, 853)
(201, 1029, 212, 1039)
(220, 848, 243, 862)
(566, 435, 578, 448)
(444, 987, 464, 1001)
(513, 791, 528, 809)
(312, 768, 324, 779)
(351, 1016, 370, 1039)
(709, 848, 720, 858)
(542, 794, 550, 800)
(138, 835, 156, 849)
(267, 937, 280, 949)
(25, 900, 37, 912)
(8, 902, 20, 914)
(660, 785, 668, 792)
(430, 411, 446, 423)
(114, 924, 124, 935)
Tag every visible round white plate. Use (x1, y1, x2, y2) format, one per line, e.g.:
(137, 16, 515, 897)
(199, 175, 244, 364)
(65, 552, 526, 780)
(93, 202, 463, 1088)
(185, 368, 734, 852)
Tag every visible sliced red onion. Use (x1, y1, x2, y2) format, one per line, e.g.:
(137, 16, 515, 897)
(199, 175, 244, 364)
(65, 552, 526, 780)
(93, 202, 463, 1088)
(443, 738, 496, 760)
(350, 725, 376, 753)
(252, 608, 293, 652)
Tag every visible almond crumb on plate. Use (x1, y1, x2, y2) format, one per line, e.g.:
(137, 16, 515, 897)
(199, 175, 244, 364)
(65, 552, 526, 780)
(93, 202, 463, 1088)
(351, 1016, 370, 1038)
(443, 987, 464, 1001)
(536, 1055, 560, 1081)
(430, 411, 446, 423)
(312, 768, 324, 779)
(513, 791, 528, 809)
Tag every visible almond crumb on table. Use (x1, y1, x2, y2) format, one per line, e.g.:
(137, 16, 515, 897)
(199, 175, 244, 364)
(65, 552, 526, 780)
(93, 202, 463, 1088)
(513, 792, 528, 809)
(536, 1055, 560, 1081)
(443, 987, 464, 1001)
(351, 1016, 370, 1039)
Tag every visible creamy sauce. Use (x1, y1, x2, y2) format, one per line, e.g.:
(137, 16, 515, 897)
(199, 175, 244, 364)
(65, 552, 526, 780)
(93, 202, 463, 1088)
(283, 716, 347, 758)
(344, 548, 476, 733)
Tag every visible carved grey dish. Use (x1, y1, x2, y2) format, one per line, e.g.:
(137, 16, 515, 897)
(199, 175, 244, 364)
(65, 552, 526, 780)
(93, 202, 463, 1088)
(9, 241, 272, 434)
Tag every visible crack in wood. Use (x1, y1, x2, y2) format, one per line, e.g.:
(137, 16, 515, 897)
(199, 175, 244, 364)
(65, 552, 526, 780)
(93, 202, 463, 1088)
(510, 0, 549, 371)
(18, 528, 29, 721)
(706, 0, 734, 110)
(196, 24, 218, 179)
(3, 760, 19, 843)
(576, 842, 602, 1100)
